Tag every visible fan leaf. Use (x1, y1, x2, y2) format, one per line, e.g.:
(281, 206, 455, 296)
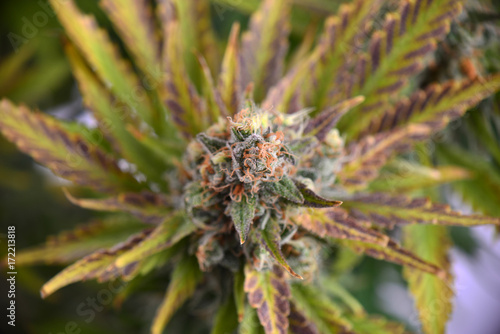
(100, 0, 159, 75)
(366, 75, 500, 135)
(0, 99, 142, 193)
(403, 225, 454, 334)
(14, 217, 144, 266)
(244, 265, 291, 334)
(112, 212, 196, 273)
(219, 23, 243, 115)
(63, 189, 172, 224)
(151, 256, 202, 334)
(338, 124, 433, 190)
(49, 0, 161, 133)
(344, 193, 500, 227)
(241, 0, 291, 101)
(40, 228, 153, 298)
(339, 0, 464, 139)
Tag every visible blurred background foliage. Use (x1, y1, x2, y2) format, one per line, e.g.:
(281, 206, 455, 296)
(1, 0, 500, 333)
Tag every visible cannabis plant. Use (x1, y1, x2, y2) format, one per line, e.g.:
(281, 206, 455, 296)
(3, 0, 500, 333)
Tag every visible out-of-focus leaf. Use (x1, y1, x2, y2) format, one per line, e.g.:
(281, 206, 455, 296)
(259, 218, 302, 279)
(339, 0, 464, 139)
(366, 76, 500, 136)
(290, 283, 351, 334)
(14, 217, 144, 266)
(338, 124, 433, 190)
(437, 144, 500, 217)
(111, 212, 196, 272)
(368, 160, 470, 193)
(40, 228, 153, 298)
(173, 0, 220, 78)
(343, 314, 407, 334)
(234, 266, 246, 322)
(307, 0, 383, 113)
(49, 0, 161, 133)
(295, 208, 390, 246)
(0, 99, 142, 193)
(241, 0, 291, 101)
(63, 189, 171, 224)
(101, 0, 159, 75)
(151, 256, 202, 334)
(340, 238, 447, 279)
(211, 292, 239, 334)
(305, 96, 365, 142)
(230, 194, 257, 244)
(403, 225, 453, 334)
(219, 23, 243, 115)
(162, 21, 208, 136)
(288, 303, 319, 334)
(344, 193, 500, 227)
(244, 265, 291, 334)
(66, 42, 175, 187)
(239, 304, 265, 334)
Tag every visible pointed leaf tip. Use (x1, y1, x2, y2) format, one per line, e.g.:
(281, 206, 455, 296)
(230, 195, 257, 245)
(294, 181, 343, 208)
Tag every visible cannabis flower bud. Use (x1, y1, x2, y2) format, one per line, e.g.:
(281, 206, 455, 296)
(183, 102, 342, 255)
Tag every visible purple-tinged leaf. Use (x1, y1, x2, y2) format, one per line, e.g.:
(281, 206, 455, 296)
(244, 265, 291, 334)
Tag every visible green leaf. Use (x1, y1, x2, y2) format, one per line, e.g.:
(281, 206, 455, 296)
(211, 293, 239, 334)
(267, 176, 304, 204)
(259, 218, 302, 279)
(295, 208, 390, 246)
(368, 76, 500, 136)
(343, 314, 407, 334)
(65, 42, 175, 186)
(0, 99, 142, 193)
(173, 0, 220, 80)
(14, 216, 144, 266)
(219, 23, 243, 115)
(234, 266, 246, 322)
(100, 0, 159, 76)
(368, 160, 470, 193)
(244, 265, 291, 334)
(196, 133, 228, 154)
(239, 304, 265, 334)
(151, 256, 202, 334)
(307, 0, 383, 113)
(294, 181, 342, 208)
(290, 283, 351, 334)
(437, 144, 500, 217)
(198, 54, 229, 122)
(63, 189, 171, 224)
(305, 96, 365, 141)
(241, 0, 291, 101)
(40, 228, 153, 298)
(338, 124, 433, 190)
(339, 0, 464, 139)
(403, 225, 453, 334)
(231, 194, 257, 244)
(162, 21, 208, 136)
(340, 238, 447, 279)
(49, 0, 160, 132)
(112, 212, 196, 273)
(343, 193, 500, 227)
